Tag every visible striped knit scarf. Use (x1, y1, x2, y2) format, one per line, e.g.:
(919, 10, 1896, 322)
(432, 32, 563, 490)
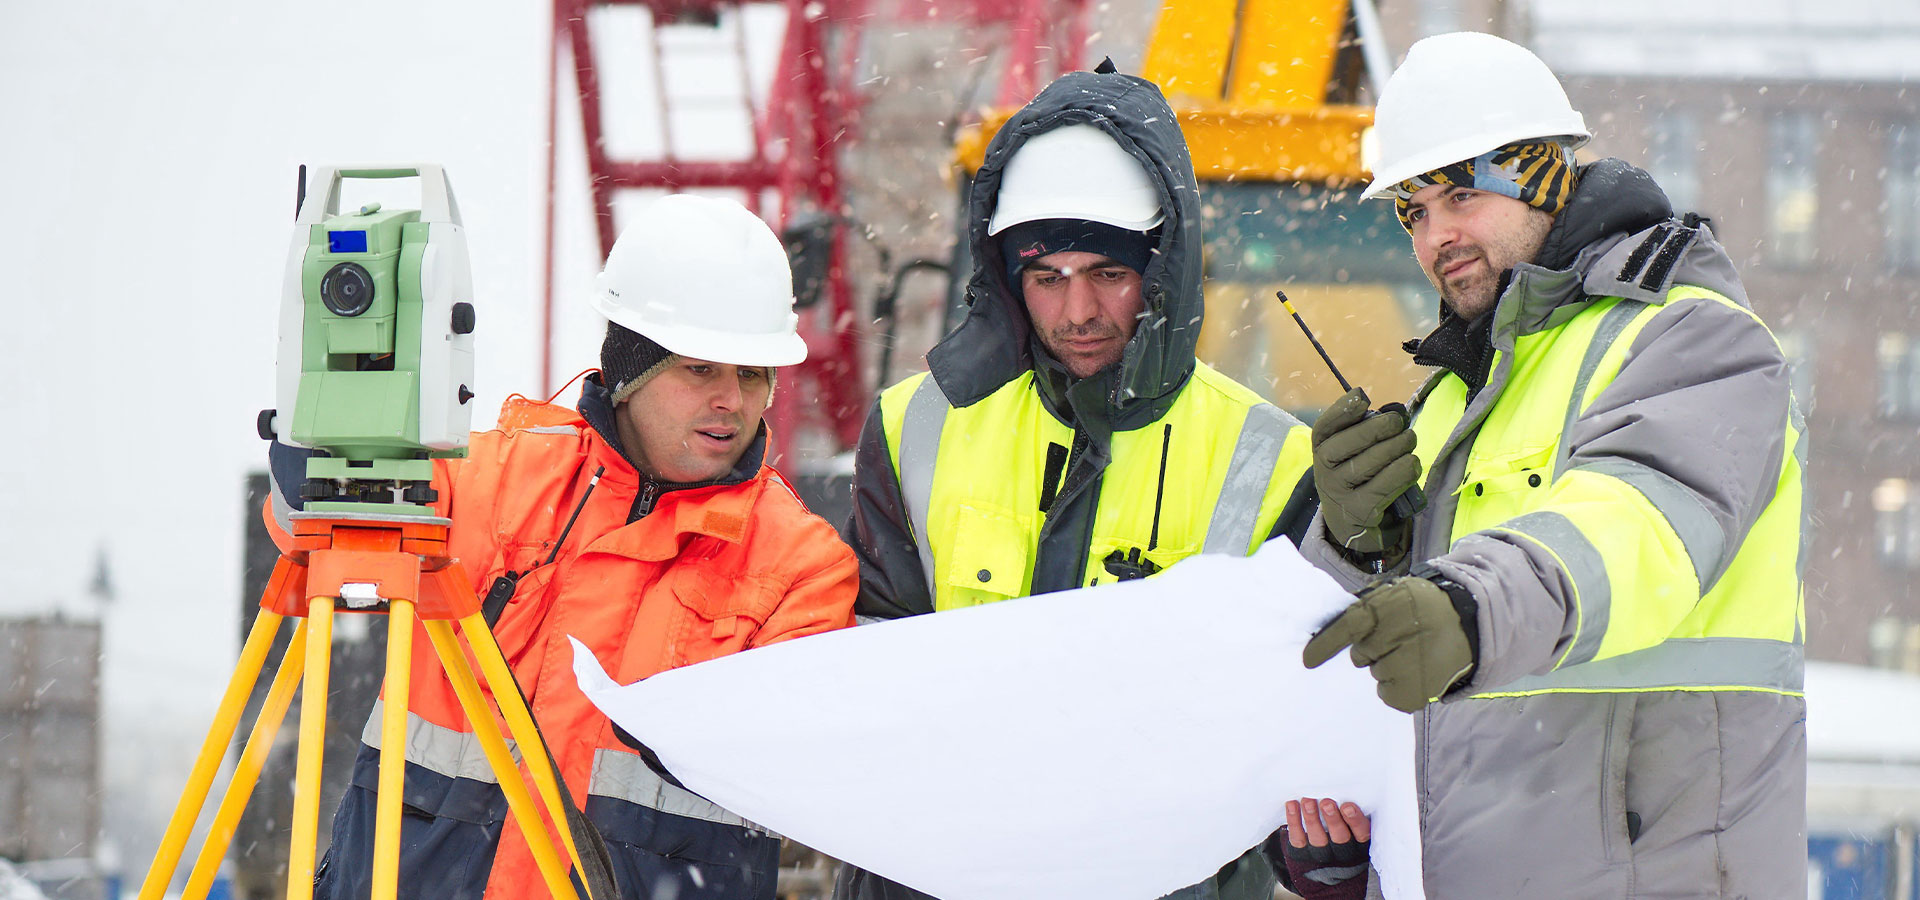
(1392, 140, 1577, 232)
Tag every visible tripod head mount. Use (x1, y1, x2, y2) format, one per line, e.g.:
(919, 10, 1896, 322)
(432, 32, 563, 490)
(259, 165, 477, 516)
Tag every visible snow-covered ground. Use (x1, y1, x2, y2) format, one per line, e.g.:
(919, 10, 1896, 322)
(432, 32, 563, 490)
(0, 860, 46, 900)
(1807, 661, 1920, 830)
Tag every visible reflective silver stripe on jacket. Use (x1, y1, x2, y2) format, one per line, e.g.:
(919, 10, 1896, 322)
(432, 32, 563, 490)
(360, 698, 513, 783)
(1202, 403, 1296, 555)
(1495, 511, 1611, 669)
(588, 748, 773, 835)
(1573, 457, 1727, 591)
(523, 425, 580, 435)
(896, 376, 950, 595)
(1473, 636, 1803, 696)
(1549, 297, 1738, 594)
(1551, 299, 1650, 481)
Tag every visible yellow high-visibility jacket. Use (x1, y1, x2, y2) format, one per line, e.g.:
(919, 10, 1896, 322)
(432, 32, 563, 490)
(836, 68, 1316, 900)
(1304, 160, 1807, 898)
(868, 364, 1313, 612)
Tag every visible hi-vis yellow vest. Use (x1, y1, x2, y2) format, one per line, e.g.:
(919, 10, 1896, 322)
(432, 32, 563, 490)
(1412, 286, 1806, 694)
(880, 363, 1313, 611)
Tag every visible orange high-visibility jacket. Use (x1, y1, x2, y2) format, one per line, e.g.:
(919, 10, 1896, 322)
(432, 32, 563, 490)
(306, 393, 858, 900)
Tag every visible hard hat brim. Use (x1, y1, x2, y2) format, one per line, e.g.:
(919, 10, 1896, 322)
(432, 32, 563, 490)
(987, 206, 1166, 236)
(646, 320, 809, 368)
(985, 123, 1167, 236)
(592, 291, 809, 367)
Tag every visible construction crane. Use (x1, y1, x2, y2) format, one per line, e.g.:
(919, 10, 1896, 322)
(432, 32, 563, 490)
(954, 0, 1434, 417)
(545, 0, 1095, 485)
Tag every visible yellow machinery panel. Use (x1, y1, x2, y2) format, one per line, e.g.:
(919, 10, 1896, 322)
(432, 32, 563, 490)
(1142, 0, 1350, 110)
(1198, 280, 1430, 414)
(956, 0, 1371, 183)
(948, 0, 1441, 416)
(954, 106, 1371, 184)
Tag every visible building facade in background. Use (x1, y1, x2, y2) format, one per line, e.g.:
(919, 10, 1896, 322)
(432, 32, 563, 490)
(1522, 0, 1920, 669)
(849, 0, 1920, 670)
(0, 616, 110, 900)
(1379, 0, 1920, 670)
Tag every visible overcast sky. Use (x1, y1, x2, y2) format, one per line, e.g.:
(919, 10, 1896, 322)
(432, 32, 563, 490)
(0, 0, 640, 866)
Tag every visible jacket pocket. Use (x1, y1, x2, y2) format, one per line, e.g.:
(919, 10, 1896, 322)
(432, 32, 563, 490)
(1457, 441, 1557, 529)
(1420, 695, 1635, 894)
(1600, 692, 1638, 863)
(941, 504, 1031, 608)
(668, 567, 776, 663)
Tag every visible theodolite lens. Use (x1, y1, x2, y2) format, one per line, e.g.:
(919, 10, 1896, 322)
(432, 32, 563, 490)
(320, 262, 375, 316)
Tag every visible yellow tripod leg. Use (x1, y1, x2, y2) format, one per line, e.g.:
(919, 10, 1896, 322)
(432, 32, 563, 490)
(421, 620, 582, 900)
(370, 599, 415, 900)
(458, 613, 594, 888)
(179, 621, 310, 900)
(138, 609, 285, 900)
(285, 596, 335, 900)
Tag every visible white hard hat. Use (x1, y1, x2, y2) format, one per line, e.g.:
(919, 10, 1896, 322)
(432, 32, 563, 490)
(590, 194, 807, 367)
(1362, 32, 1591, 200)
(987, 124, 1166, 235)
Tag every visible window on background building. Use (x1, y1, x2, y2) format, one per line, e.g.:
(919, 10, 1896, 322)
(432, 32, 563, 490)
(1767, 114, 1819, 267)
(1876, 332, 1920, 419)
(1647, 109, 1701, 214)
(1868, 616, 1920, 673)
(1888, 124, 1920, 271)
(1778, 330, 1815, 413)
(1872, 477, 1920, 569)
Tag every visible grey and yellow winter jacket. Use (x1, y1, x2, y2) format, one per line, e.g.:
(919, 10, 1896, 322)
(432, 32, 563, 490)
(835, 69, 1316, 900)
(1303, 160, 1807, 898)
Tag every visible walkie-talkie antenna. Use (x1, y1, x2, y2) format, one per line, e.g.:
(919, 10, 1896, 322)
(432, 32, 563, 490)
(1276, 288, 1429, 525)
(1277, 289, 1352, 393)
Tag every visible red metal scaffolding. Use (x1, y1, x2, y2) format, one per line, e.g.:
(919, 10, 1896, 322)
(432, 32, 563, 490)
(545, 0, 1090, 461)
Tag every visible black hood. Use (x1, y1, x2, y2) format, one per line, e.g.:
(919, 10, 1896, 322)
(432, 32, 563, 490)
(928, 68, 1204, 433)
(1533, 158, 1673, 272)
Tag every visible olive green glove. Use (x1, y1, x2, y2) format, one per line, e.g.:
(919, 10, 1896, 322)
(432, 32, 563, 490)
(1312, 388, 1420, 561)
(1302, 576, 1479, 713)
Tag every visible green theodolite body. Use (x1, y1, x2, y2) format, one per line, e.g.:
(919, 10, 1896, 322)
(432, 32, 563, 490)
(275, 166, 477, 516)
(292, 207, 425, 466)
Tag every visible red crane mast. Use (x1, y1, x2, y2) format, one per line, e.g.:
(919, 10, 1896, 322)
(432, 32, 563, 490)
(544, 0, 1090, 462)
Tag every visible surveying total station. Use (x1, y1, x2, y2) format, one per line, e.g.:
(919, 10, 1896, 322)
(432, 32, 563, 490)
(264, 164, 476, 509)
(141, 166, 609, 900)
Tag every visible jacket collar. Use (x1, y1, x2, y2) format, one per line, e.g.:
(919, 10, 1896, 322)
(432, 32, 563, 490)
(577, 467, 764, 563)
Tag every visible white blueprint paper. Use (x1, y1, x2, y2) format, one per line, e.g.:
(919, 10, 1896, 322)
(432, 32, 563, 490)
(572, 539, 1423, 899)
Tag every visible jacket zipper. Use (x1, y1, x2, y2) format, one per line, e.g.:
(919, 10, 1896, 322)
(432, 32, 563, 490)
(634, 479, 661, 519)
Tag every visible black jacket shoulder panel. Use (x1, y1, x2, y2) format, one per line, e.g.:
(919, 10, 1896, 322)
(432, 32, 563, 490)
(841, 400, 935, 619)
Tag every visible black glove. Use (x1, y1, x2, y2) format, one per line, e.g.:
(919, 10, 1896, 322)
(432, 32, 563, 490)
(1303, 575, 1479, 713)
(1268, 831, 1370, 900)
(1311, 388, 1419, 563)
